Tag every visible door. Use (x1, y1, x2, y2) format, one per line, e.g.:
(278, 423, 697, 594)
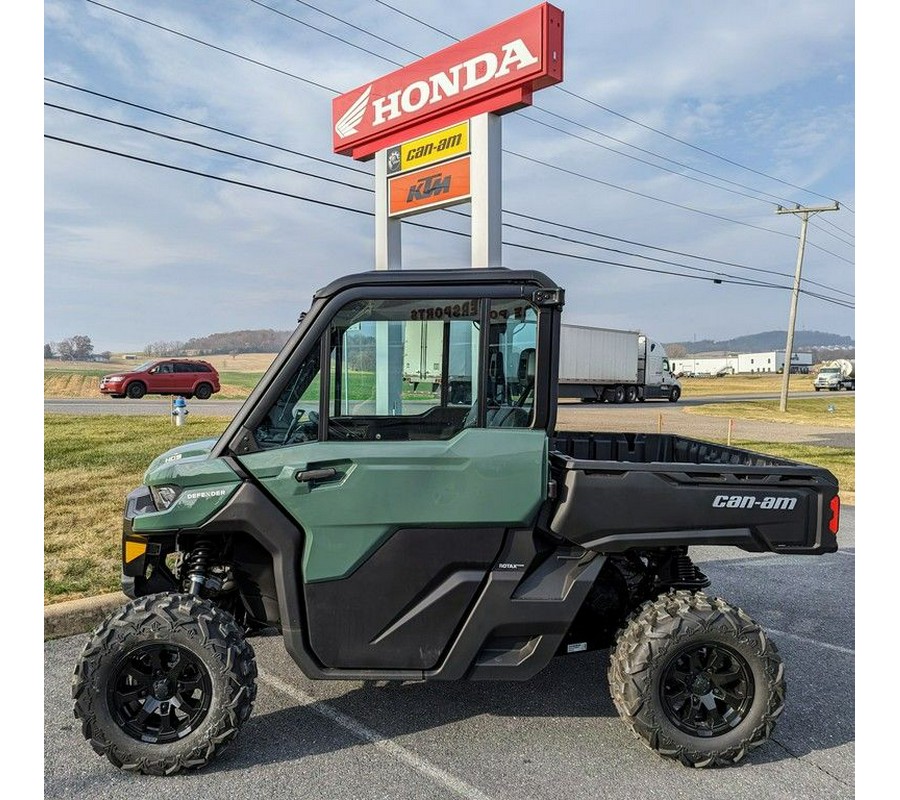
(148, 362, 179, 393)
(237, 295, 547, 670)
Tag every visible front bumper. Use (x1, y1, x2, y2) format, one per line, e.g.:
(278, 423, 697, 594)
(121, 486, 164, 596)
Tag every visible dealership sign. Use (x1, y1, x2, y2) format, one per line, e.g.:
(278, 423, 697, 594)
(333, 3, 564, 160)
(387, 122, 470, 175)
(388, 156, 471, 217)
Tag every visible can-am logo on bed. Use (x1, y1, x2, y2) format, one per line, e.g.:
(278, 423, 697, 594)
(712, 495, 798, 511)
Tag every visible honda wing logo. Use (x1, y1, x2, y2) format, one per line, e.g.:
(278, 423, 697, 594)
(335, 86, 371, 139)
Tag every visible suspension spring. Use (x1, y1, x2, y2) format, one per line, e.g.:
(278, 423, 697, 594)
(185, 539, 219, 596)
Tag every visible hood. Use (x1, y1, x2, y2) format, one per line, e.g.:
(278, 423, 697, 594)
(144, 437, 218, 480)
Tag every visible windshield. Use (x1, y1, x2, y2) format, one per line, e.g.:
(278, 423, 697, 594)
(131, 361, 156, 372)
(820, 368, 840, 374)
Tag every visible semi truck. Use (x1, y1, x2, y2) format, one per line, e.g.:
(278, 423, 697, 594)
(813, 358, 855, 391)
(73, 268, 839, 776)
(558, 325, 681, 403)
(404, 322, 681, 403)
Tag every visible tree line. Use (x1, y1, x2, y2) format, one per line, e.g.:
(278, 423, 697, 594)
(45, 335, 111, 361)
(45, 329, 294, 361)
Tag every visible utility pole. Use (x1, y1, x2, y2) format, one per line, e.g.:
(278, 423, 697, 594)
(776, 203, 840, 412)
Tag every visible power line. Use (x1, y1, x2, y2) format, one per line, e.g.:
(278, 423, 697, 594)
(505, 149, 796, 239)
(368, 0, 853, 212)
(247, 0, 405, 67)
(44, 94, 849, 296)
(370, 0, 455, 41)
(84, 0, 339, 95)
(44, 78, 372, 178)
(518, 108, 801, 209)
(45, 133, 852, 310)
(44, 102, 373, 193)
(557, 87, 852, 212)
(45, 134, 375, 216)
(45, 81, 853, 301)
(502, 209, 854, 299)
(83, 1, 852, 265)
(289, 0, 422, 59)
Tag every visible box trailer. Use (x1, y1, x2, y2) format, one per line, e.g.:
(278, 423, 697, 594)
(558, 325, 681, 402)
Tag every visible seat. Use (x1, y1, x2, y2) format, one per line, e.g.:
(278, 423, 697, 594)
(462, 348, 535, 429)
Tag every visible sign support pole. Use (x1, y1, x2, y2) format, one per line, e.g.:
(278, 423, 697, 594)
(375, 150, 402, 270)
(374, 149, 403, 415)
(470, 113, 502, 268)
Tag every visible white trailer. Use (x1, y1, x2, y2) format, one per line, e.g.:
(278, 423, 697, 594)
(403, 321, 681, 403)
(558, 325, 681, 403)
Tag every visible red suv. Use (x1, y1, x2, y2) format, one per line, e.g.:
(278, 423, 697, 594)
(99, 359, 221, 400)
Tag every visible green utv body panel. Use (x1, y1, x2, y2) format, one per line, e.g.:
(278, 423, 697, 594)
(238, 428, 549, 582)
(133, 439, 241, 532)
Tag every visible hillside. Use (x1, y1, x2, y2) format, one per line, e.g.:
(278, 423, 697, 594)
(670, 330, 854, 355)
(129, 327, 855, 359)
(181, 328, 291, 355)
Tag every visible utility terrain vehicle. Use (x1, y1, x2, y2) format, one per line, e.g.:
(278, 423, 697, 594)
(73, 269, 840, 775)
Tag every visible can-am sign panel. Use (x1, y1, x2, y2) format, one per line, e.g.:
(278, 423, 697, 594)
(332, 2, 563, 160)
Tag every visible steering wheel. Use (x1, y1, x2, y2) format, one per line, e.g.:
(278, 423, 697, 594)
(282, 407, 306, 444)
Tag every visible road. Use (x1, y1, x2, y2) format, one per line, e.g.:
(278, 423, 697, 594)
(43, 393, 855, 449)
(43, 391, 827, 415)
(44, 509, 855, 800)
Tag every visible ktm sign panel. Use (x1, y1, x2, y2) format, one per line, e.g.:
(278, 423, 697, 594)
(388, 156, 471, 217)
(333, 2, 563, 160)
(387, 122, 470, 175)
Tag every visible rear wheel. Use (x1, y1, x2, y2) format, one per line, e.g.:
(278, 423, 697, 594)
(126, 382, 146, 399)
(612, 385, 626, 404)
(608, 591, 784, 768)
(73, 593, 257, 775)
(194, 383, 213, 400)
(624, 385, 638, 403)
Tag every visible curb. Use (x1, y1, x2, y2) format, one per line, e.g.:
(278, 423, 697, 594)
(44, 592, 128, 640)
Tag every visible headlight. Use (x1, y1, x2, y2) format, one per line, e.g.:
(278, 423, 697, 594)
(150, 484, 181, 510)
(104, 375, 125, 382)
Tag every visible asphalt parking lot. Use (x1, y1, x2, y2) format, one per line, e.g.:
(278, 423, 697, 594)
(44, 509, 855, 800)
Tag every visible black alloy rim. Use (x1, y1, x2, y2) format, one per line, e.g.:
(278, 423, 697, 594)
(108, 643, 213, 743)
(660, 643, 755, 737)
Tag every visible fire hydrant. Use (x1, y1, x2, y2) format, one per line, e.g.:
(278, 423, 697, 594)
(172, 395, 189, 426)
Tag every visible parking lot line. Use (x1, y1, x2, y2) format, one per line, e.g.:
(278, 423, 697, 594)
(259, 670, 497, 800)
(766, 628, 854, 656)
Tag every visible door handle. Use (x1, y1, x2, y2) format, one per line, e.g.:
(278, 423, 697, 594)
(295, 467, 338, 484)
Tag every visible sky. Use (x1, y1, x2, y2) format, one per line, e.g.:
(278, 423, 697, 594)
(41, 0, 856, 353)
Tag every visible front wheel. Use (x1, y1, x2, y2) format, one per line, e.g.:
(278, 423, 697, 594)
(669, 386, 681, 402)
(194, 383, 213, 400)
(608, 591, 784, 768)
(126, 382, 146, 399)
(73, 593, 257, 775)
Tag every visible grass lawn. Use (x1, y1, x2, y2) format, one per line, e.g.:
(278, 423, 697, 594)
(44, 414, 230, 603)
(684, 396, 854, 428)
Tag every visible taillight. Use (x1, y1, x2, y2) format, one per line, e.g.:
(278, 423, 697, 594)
(828, 495, 840, 534)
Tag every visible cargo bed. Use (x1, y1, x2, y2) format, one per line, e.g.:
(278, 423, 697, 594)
(548, 431, 840, 555)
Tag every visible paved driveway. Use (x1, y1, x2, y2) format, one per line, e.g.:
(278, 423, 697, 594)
(44, 512, 855, 800)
